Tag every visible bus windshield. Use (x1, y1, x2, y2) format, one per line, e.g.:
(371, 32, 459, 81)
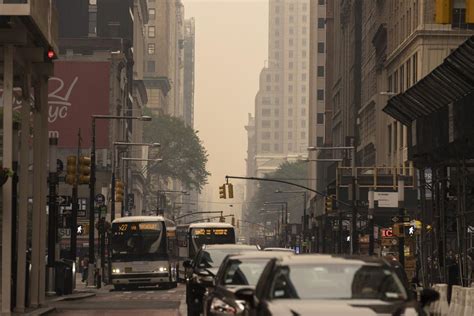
(190, 227, 235, 251)
(111, 221, 165, 261)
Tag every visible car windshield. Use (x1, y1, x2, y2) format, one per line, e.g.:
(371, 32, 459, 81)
(196, 248, 256, 269)
(270, 263, 408, 301)
(221, 259, 269, 286)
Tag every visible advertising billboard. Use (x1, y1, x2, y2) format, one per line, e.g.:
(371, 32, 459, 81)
(48, 61, 111, 148)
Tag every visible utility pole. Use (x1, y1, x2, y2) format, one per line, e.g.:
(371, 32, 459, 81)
(47, 137, 59, 295)
(70, 130, 81, 264)
(88, 118, 96, 287)
(368, 189, 375, 256)
(350, 144, 358, 255)
(398, 179, 405, 267)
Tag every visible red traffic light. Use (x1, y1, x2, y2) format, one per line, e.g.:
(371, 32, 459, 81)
(47, 49, 56, 60)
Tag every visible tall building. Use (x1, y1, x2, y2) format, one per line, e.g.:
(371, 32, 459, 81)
(183, 18, 196, 127)
(308, 0, 327, 201)
(253, 0, 311, 177)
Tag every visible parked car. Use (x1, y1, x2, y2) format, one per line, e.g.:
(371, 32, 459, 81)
(235, 255, 439, 316)
(203, 251, 294, 316)
(184, 244, 261, 316)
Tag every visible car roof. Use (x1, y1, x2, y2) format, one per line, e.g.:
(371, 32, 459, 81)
(225, 251, 294, 261)
(202, 244, 259, 250)
(278, 254, 387, 266)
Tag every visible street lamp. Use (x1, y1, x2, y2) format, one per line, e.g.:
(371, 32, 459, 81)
(88, 114, 151, 287)
(111, 142, 159, 222)
(274, 189, 308, 248)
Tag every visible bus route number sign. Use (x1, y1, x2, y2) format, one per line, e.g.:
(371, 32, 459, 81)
(194, 228, 229, 236)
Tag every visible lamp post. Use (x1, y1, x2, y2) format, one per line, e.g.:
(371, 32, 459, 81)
(88, 114, 151, 287)
(111, 142, 159, 222)
(156, 190, 189, 216)
(275, 189, 307, 252)
(308, 146, 357, 254)
(264, 202, 288, 246)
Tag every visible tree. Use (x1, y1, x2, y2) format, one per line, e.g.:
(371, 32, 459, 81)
(143, 112, 210, 192)
(248, 161, 308, 224)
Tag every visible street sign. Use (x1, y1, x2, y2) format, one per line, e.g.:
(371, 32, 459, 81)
(374, 192, 398, 208)
(57, 195, 72, 206)
(95, 193, 105, 205)
(58, 228, 71, 239)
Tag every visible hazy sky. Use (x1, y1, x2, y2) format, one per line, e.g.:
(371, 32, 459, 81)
(184, 0, 268, 201)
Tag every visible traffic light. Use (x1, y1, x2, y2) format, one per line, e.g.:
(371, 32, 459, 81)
(219, 185, 226, 199)
(227, 183, 234, 199)
(78, 156, 91, 184)
(115, 180, 124, 203)
(467, 0, 474, 23)
(435, 0, 452, 24)
(65, 156, 77, 185)
(325, 195, 333, 213)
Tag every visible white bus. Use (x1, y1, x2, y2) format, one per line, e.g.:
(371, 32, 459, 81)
(177, 222, 236, 278)
(110, 216, 178, 290)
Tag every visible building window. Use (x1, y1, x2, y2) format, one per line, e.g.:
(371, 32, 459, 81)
(148, 26, 155, 38)
(289, 28, 294, 35)
(289, 73, 293, 81)
(274, 132, 280, 139)
(288, 85, 293, 92)
(302, 15, 308, 22)
(274, 120, 280, 128)
(275, 97, 280, 105)
(318, 18, 325, 28)
(288, 108, 293, 116)
(289, 16, 294, 23)
(301, 132, 306, 139)
(317, 113, 324, 124)
(275, 74, 280, 82)
(262, 132, 271, 140)
(289, 62, 294, 69)
(394, 70, 398, 93)
(275, 17, 280, 25)
(302, 39, 307, 46)
(388, 75, 393, 93)
(262, 109, 271, 116)
(302, 85, 306, 93)
(406, 59, 412, 88)
(317, 66, 325, 77)
(302, 27, 307, 35)
(274, 144, 280, 151)
(413, 52, 418, 83)
(147, 43, 155, 55)
(274, 109, 279, 116)
(288, 97, 293, 104)
(261, 120, 271, 128)
(318, 42, 325, 53)
(288, 132, 293, 139)
(303, 4, 308, 11)
(147, 61, 155, 72)
(318, 0, 325, 4)
(317, 89, 324, 100)
(301, 120, 306, 128)
(149, 8, 156, 19)
(275, 5, 280, 13)
(266, 85, 271, 92)
(302, 50, 307, 58)
(289, 38, 294, 46)
(274, 52, 280, 59)
(261, 143, 270, 151)
(302, 73, 307, 81)
(301, 96, 307, 104)
(317, 137, 324, 147)
(288, 120, 293, 128)
(289, 3, 294, 11)
(400, 65, 405, 92)
(266, 74, 271, 82)
(289, 50, 294, 58)
(274, 40, 280, 47)
(288, 143, 293, 151)
(302, 61, 307, 69)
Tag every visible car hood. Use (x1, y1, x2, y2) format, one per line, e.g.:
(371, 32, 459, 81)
(267, 299, 419, 316)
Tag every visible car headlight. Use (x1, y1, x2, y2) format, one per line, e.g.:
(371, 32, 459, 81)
(155, 266, 168, 273)
(210, 297, 236, 315)
(112, 268, 120, 274)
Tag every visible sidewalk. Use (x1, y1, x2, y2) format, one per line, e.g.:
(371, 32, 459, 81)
(13, 274, 107, 316)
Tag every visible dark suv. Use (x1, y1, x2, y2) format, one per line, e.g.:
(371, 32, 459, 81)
(184, 244, 260, 316)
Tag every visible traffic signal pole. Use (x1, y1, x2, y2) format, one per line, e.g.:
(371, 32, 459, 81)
(88, 118, 96, 287)
(398, 180, 405, 267)
(368, 189, 375, 256)
(70, 130, 81, 263)
(47, 137, 59, 295)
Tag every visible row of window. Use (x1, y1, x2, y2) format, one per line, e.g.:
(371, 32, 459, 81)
(266, 73, 309, 82)
(260, 140, 309, 153)
(261, 131, 308, 141)
(261, 96, 308, 105)
(274, 38, 309, 47)
(262, 108, 308, 117)
(388, 52, 418, 94)
(261, 120, 307, 129)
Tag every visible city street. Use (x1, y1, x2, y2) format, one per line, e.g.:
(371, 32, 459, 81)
(49, 285, 186, 316)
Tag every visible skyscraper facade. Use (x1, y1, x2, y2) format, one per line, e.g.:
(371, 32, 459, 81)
(254, 0, 312, 176)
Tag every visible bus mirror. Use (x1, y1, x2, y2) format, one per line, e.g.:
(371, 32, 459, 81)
(183, 259, 192, 269)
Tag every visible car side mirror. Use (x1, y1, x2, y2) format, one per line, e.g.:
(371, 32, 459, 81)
(183, 259, 192, 269)
(419, 288, 439, 307)
(235, 287, 258, 308)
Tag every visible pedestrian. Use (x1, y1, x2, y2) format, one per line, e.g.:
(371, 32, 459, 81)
(82, 257, 89, 283)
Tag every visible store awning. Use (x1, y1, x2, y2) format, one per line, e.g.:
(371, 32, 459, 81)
(383, 35, 474, 125)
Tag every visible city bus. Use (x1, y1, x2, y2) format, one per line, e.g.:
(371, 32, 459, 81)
(177, 222, 236, 279)
(110, 216, 178, 290)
